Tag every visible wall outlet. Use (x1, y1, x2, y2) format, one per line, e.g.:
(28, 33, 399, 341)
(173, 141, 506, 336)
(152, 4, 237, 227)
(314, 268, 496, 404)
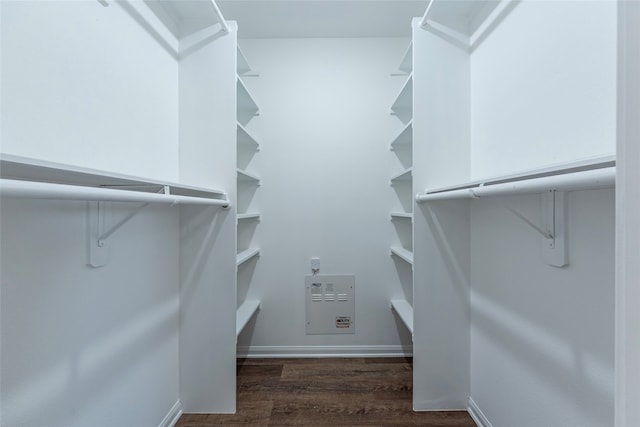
(311, 257, 320, 272)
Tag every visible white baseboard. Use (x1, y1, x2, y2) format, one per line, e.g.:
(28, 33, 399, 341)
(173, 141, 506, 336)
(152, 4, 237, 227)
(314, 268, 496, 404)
(468, 397, 492, 427)
(237, 345, 413, 358)
(159, 400, 183, 427)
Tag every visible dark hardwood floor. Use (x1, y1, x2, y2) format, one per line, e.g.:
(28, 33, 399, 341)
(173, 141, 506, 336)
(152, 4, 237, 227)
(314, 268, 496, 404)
(176, 357, 477, 427)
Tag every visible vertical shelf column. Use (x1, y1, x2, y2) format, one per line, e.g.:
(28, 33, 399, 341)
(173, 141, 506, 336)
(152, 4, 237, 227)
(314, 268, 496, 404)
(389, 41, 414, 336)
(178, 21, 239, 413)
(236, 46, 261, 339)
(411, 14, 471, 411)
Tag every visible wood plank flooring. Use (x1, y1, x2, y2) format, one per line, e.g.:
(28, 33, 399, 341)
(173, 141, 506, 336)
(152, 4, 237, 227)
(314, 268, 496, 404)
(176, 358, 477, 427)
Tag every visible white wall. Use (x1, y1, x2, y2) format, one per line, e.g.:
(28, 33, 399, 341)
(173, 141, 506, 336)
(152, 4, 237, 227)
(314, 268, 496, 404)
(1, 200, 180, 427)
(615, 1, 640, 425)
(470, 190, 615, 427)
(235, 37, 414, 356)
(0, 0, 179, 181)
(466, 2, 617, 426)
(1, 2, 183, 426)
(470, 0, 617, 179)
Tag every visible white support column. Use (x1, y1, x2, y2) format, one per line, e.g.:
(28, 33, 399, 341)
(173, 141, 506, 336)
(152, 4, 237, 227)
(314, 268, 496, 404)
(615, 1, 640, 426)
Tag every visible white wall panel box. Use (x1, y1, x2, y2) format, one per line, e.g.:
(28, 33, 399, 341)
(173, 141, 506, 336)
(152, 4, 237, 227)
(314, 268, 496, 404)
(305, 275, 355, 335)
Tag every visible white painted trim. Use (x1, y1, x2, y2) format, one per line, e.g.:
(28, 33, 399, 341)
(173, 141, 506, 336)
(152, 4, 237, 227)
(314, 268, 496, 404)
(615, 1, 640, 425)
(159, 400, 183, 427)
(237, 345, 413, 358)
(468, 397, 493, 427)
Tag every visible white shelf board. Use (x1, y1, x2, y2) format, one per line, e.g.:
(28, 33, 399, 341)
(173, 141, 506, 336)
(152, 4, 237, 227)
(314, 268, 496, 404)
(390, 246, 413, 265)
(236, 299, 261, 337)
(391, 212, 413, 220)
(237, 123, 260, 151)
(391, 74, 413, 114)
(0, 154, 227, 200)
(237, 46, 252, 75)
(237, 247, 260, 267)
(237, 77, 259, 115)
(237, 168, 261, 185)
(390, 298, 414, 335)
(398, 42, 412, 74)
(426, 154, 616, 194)
(390, 120, 413, 150)
(390, 167, 413, 184)
(426, 0, 504, 46)
(146, 1, 221, 39)
(237, 212, 261, 221)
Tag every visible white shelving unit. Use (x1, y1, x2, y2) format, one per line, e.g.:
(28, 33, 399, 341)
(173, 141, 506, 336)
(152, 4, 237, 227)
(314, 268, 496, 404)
(390, 246, 414, 265)
(237, 168, 261, 185)
(390, 167, 412, 184)
(236, 299, 261, 337)
(390, 120, 413, 151)
(398, 42, 413, 75)
(390, 74, 413, 114)
(237, 123, 260, 151)
(237, 46, 252, 76)
(390, 299, 414, 335)
(237, 212, 261, 221)
(237, 77, 259, 124)
(389, 42, 414, 342)
(390, 212, 413, 220)
(417, 156, 616, 201)
(236, 47, 261, 340)
(0, 154, 229, 203)
(236, 247, 261, 267)
(410, 0, 620, 420)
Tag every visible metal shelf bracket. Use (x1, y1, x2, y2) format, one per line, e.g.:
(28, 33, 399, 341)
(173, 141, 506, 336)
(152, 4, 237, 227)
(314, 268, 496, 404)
(87, 188, 161, 267)
(503, 190, 567, 267)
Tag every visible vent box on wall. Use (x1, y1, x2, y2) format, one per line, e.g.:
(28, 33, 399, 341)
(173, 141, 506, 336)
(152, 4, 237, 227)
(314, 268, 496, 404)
(305, 274, 355, 334)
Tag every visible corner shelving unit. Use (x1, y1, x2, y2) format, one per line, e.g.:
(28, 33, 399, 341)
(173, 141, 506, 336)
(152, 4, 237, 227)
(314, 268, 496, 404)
(236, 46, 261, 339)
(389, 42, 414, 337)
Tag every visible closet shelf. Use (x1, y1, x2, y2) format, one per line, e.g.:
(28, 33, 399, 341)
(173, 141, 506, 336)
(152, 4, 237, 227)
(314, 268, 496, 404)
(237, 77, 259, 115)
(148, 0, 229, 38)
(390, 167, 413, 184)
(398, 42, 413, 74)
(0, 154, 229, 205)
(390, 120, 413, 150)
(390, 246, 413, 265)
(420, 0, 507, 50)
(390, 298, 413, 335)
(237, 169, 261, 185)
(390, 74, 413, 114)
(237, 212, 261, 221)
(391, 212, 413, 220)
(417, 156, 616, 202)
(237, 123, 260, 151)
(237, 247, 260, 267)
(236, 299, 261, 337)
(237, 46, 253, 76)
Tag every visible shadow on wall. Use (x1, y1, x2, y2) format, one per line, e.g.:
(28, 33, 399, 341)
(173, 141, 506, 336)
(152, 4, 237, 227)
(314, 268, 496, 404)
(3, 297, 178, 426)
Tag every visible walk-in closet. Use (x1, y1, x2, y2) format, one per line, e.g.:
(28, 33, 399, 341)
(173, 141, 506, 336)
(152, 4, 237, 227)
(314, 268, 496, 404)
(1, 1, 639, 426)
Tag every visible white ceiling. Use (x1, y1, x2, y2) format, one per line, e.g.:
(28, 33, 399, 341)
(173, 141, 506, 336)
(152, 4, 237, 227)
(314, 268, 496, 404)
(217, 1, 429, 38)
(150, 1, 501, 40)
